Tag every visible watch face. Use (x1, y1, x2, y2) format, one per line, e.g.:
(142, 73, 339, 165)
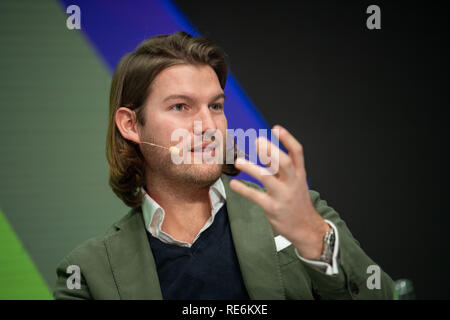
(319, 229, 335, 263)
(329, 230, 336, 250)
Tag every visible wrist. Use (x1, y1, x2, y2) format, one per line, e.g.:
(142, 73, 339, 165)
(293, 219, 330, 260)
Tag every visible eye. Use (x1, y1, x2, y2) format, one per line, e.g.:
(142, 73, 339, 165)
(209, 103, 223, 111)
(170, 104, 186, 111)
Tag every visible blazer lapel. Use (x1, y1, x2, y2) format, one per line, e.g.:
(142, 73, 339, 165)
(221, 174, 285, 299)
(104, 208, 163, 299)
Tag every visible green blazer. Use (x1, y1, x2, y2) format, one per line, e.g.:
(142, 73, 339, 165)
(53, 174, 394, 300)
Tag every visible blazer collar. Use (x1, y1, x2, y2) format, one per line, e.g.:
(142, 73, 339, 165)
(104, 174, 284, 300)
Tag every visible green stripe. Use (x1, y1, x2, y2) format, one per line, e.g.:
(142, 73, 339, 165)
(0, 0, 126, 292)
(0, 209, 52, 299)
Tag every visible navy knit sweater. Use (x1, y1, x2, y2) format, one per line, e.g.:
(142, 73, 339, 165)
(147, 204, 250, 300)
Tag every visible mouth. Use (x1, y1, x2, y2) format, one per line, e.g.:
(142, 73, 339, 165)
(190, 141, 217, 155)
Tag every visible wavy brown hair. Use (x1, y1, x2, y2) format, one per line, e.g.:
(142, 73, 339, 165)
(106, 31, 240, 208)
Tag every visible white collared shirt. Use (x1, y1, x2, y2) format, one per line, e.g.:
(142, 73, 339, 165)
(141, 178, 226, 248)
(141, 177, 339, 275)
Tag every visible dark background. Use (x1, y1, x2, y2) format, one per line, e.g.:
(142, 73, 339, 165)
(174, 0, 450, 299)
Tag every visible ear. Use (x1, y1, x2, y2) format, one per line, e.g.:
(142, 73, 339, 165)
(115, 107, 141, 144)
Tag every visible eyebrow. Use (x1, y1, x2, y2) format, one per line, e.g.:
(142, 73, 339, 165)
(162, 93, 225, 103)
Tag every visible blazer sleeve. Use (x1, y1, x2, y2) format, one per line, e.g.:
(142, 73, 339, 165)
(298, 189, 395, 299)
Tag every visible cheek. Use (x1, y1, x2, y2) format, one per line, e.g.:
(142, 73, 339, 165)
(149, 117, 189, 144)
(216, 117, 228, 147)
(217, 114, 227, 131)
(218, 117, 228, 138)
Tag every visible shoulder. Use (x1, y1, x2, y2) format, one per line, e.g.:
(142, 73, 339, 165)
(58, 208, 137, 266)
(54, 208, 140, 299)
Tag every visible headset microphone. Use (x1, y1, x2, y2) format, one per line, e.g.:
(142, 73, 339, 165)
(139, 141, 180, 154)
(138, 141, 249, 158)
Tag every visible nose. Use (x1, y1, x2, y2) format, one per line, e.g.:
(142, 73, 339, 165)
(194, 106, 217, 137)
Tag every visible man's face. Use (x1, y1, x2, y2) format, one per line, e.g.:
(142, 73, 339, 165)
(138, 64, 228, 187)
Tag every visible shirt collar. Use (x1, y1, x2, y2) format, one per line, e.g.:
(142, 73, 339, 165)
(140, 177, 226, 231)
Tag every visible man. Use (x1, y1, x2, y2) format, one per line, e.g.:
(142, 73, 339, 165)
(54, 31, 394, 299)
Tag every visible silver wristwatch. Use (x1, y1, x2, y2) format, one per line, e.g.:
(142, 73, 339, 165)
(319, 226, 335, 263)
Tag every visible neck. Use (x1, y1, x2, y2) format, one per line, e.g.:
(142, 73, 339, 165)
(144, 172, 216, 244)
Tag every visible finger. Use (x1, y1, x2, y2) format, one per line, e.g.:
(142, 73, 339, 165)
(272, 125, 305, 171)
(234, 157, 281, 190)
(256, 136, 293, 178)
(229, 179, 273, 211)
